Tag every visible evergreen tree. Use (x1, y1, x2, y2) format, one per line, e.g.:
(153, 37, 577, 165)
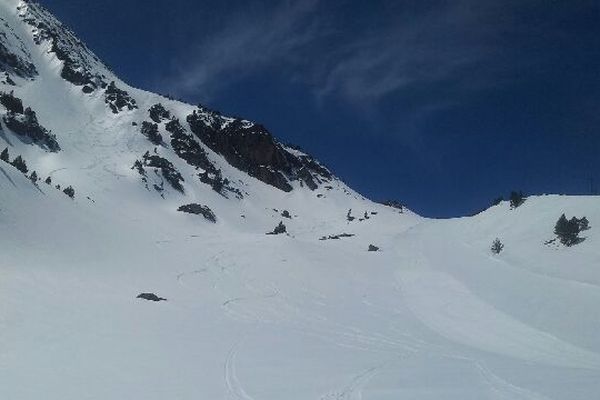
(0, 147, 9, 163)
(45, 176, 52, 185)
(554, 214, 580, 246)
(509, 191, 525, 209)
(29, 170, 38, 183)
(577, 217, 590, 231)
(11, 155, 28, 173)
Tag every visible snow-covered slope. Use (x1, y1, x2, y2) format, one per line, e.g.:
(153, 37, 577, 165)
(1, 1, 599, 399)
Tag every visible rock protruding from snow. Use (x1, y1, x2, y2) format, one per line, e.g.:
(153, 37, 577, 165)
(1, 92, 60, 151)
(104, 81, 137, 114)
(187, 106, 331, 192)
(133, 152, 185, 194)
(177, 203, 217, 223)
(137, 293, 167, 302)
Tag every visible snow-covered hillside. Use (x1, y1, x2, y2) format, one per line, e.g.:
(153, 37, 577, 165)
(1, 1, 599, 399)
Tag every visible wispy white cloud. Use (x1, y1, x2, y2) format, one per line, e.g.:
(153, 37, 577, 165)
(158, 0, 544, 112)
(163, 0, 322, 99)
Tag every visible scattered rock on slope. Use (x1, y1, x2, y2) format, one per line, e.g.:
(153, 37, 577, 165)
(137, 293, 167, 302)
(177, 203, 217, 223)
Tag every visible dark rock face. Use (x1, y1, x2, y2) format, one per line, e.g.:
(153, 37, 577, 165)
(198, 169, 243, 199)
(140, 121, 162, 145)
(2, 103, 60, 152)
(19, 2, 107, 91)
(133, 151, 184, 194)
(148, 103, 171, 123)
(0, 91, 24, 114)
(177, 203, 217, 223)
(105, 81, 137, 114)
(137, 293, 166, 302)
(0, 16, 38, 79)
(166, 119, 216, 173)
(186, 106, 331, 192)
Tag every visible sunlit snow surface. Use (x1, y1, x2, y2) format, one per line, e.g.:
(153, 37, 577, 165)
(1, 0, 600, 399)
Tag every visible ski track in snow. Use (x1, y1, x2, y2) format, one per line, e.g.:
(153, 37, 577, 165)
(224, 337, 255, 400)
(395, 258, 600, 370)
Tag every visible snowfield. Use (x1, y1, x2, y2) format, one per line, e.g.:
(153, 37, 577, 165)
(1, 1, 600, 399)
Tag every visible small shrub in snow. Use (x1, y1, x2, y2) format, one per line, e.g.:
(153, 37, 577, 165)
(491, 238, 504, 254)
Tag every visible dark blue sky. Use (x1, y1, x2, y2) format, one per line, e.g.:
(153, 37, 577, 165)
(38, 0, 600, 217)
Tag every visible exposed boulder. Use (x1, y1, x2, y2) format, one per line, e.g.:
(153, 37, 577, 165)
(319, 233, 355, 240)
(177, 203, 217, 223)
(368, 244, 380, 252)
(137, 293, 166, 302)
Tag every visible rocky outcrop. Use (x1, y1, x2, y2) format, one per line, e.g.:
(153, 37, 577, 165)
(105, 81, 137, 114)
(140, 121, 162, 145)
(186, 106, 331, 192)
(137, 293, 166, 302)
(177, 203, 217, 223)
(19, 1, 108, 91)
(1, 94, 60, 152)
(166, 119, 216, 173)
(133, 151, 184, 194)
(148, 103, 171, 123)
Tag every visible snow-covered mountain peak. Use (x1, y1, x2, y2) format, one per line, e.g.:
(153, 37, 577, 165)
(0, 0, 358, 232)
